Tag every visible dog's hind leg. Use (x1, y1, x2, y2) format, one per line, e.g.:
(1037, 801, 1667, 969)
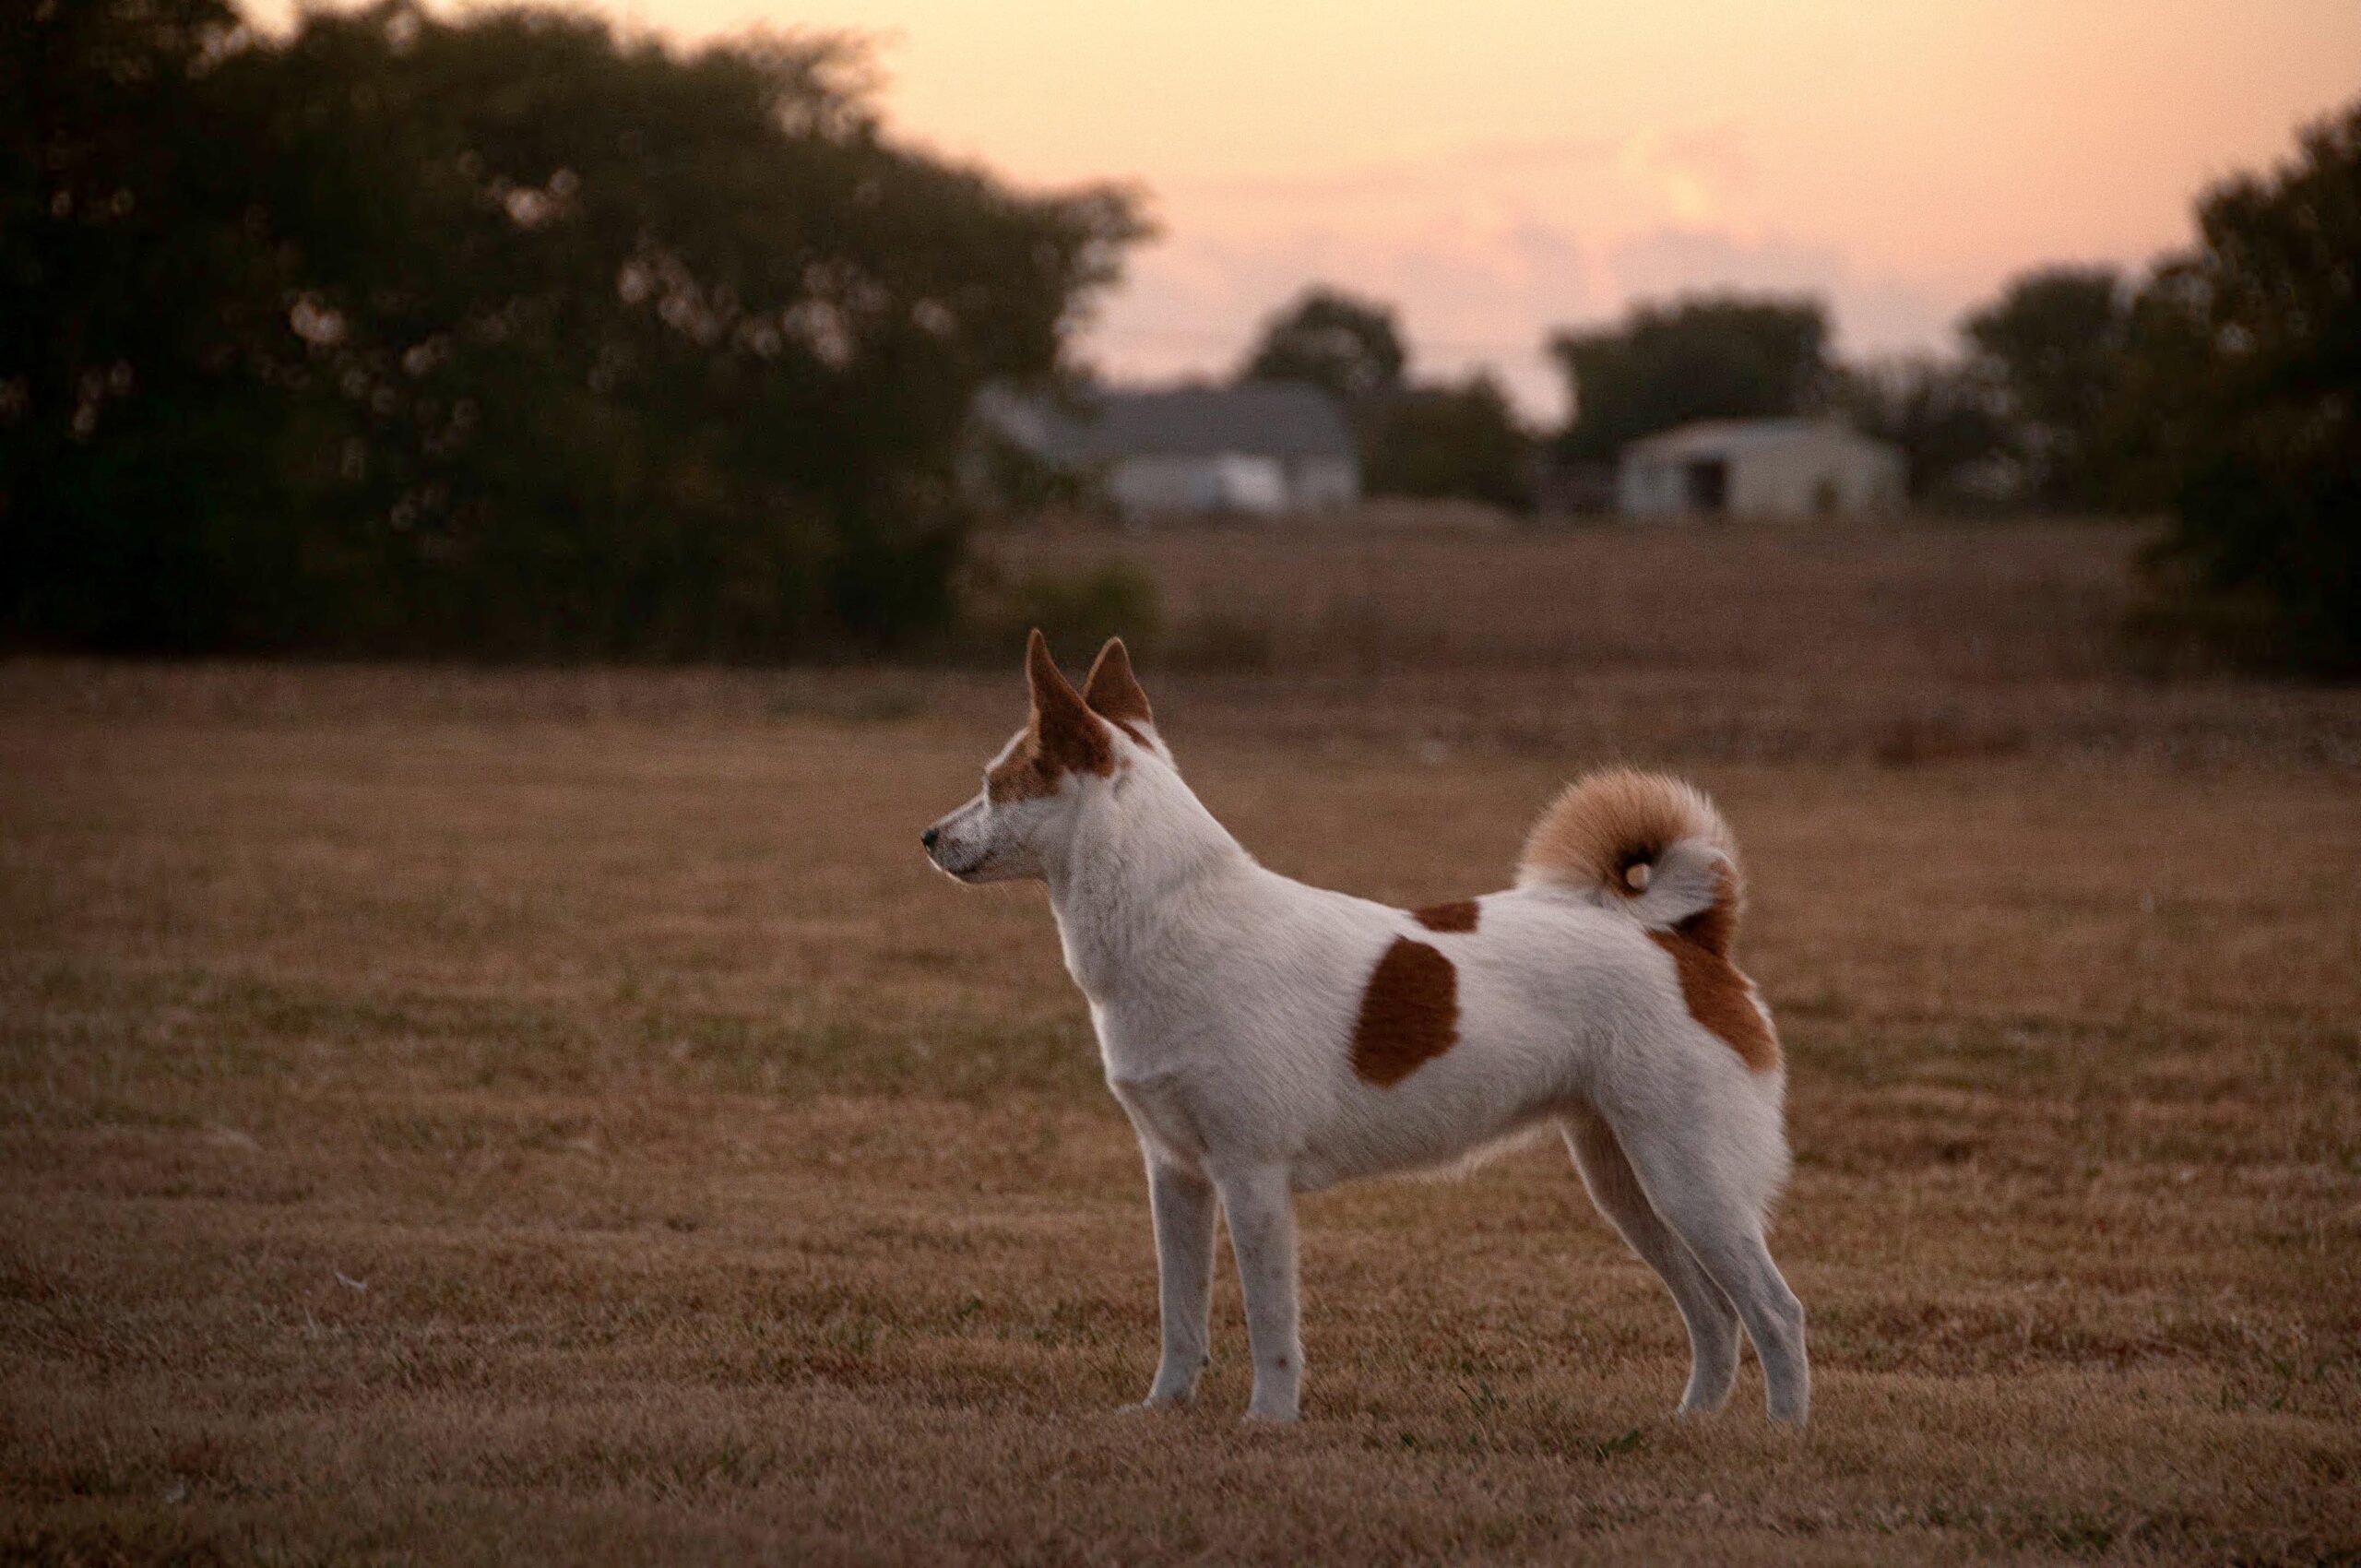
(1138, 1157, 1217, 1407)
(1561, 1105, 1741, 1416)
(1608, 1106, 1809, 1425)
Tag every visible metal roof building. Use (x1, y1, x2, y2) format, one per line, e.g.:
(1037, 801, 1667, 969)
(1618, 419, 1905, 520)
(977, 383, 1360, 519)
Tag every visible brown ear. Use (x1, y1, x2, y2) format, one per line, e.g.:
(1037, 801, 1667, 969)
(1082, 637, 1154, 733)
(1025, 628, 1114, 778)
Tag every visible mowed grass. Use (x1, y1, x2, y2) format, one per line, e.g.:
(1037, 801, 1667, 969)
(4, 528, 2359, 1564)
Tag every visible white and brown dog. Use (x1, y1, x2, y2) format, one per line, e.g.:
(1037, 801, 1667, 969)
(923, 632, 1808, 1425)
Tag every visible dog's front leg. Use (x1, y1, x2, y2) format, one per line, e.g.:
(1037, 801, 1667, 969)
(1215, 1164, 1302, 1421)
(1140, 1158, 1216, 1406)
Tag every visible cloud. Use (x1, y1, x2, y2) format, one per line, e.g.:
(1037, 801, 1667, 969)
(1087, 220, 1602, 422)
(1078, 125, 1970, 422)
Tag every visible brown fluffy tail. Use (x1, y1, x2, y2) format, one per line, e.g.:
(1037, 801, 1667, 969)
(1515, 768, 1742, 955)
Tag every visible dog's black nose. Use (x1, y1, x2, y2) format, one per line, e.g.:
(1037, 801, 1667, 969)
(920, 827, 939, 849)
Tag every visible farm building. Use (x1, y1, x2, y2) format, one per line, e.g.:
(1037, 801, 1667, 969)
(1618, 419, 1905, 520)
(975, 383, 1360, 519)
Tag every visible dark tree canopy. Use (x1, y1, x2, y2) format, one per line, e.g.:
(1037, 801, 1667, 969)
(1549, 295, 1831, 462)
(2122, 100, 2361, 676)
(1239, 285, 1406, 404)
(1835, 356, 2012, 507)
(1360, 374, 1532, 511)
(1962, 266, 2130, 508)
(0, 0, 274, 650)
(0, 0, 1145, 657)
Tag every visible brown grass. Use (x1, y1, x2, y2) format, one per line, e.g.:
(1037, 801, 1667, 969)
(982, 518, 2361, 769)
(988, 517, 2150, 683)
(4, 526, 2358, 1564)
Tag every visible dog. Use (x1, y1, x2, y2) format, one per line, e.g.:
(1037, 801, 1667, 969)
(922, 631, 1808, 1425)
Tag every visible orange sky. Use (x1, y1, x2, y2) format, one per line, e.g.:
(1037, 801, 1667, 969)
(255, 0, 2360, 418)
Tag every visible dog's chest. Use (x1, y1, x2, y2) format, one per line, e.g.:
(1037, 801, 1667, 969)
(1088, 999, 1230, 1164)
(1105, 1067, 1209, 1164)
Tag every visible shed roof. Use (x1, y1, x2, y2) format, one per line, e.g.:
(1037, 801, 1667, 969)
(1623, 418, 1893, 461)
(979, 383, 1357, 465)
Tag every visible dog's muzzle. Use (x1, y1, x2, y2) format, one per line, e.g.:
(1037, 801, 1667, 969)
(921, 826, 985, 881)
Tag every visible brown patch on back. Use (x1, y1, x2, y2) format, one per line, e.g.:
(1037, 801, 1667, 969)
(1647, 930, 1780, 1073)
(1350, 937, 1459, 1087)
(1412, 899, 1480, 932)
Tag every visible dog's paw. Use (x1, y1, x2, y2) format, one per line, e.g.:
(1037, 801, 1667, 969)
(1118, 1395, 1192, 1416)
(1240, 1407, 1300, 1426)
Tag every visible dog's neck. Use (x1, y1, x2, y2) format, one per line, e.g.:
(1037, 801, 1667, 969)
(1042, 760, 1247, 1002)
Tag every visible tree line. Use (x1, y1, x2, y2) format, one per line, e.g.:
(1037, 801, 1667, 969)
(3, 0, 1143, 658)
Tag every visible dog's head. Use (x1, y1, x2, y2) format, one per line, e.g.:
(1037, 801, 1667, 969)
(922, 629, 1165, 884)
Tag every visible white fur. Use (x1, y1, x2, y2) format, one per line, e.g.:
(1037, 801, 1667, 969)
(925, 694, 1809, 1426)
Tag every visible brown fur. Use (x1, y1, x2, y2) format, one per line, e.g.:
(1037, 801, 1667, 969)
(1350, 937, 1460, 1087)
(1646, 929, 1780, 1073)
(992, 631, 1115, 802)
(1520, 769, 1738, 902)
(984, 736, 1065, 803)
(1413, 899, 1480, 932)
(1676, 863, 1740, 958)
(1082, 638, 1154, 745)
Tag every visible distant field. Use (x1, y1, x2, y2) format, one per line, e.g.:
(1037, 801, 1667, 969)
(985, 517, 2147, 682)
(3, 525, 2357, 1563)
(979, 518, 2357, 769)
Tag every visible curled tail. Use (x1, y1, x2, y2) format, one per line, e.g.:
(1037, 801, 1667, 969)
(1516, 768, 1742, 955)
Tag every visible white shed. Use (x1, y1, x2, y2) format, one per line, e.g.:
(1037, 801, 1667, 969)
(1618, 419, 1904, 520)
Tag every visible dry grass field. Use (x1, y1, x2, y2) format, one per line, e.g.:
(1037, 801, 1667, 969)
(4, 522, 2357, 1564)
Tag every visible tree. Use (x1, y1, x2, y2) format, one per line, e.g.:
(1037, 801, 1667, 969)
(1549, 294, 1831, 462)
(1240, 285, 1405, 404)
(1240, 286, 1534, 509)
(1361, 374, 1532, 511)
(0, 0, 293, 649)
(1962, 266, 2130, 508)
(1835, 356, 2013, 507)
(0, 0, 1145, 657)
(2121, 101, 2361, 676)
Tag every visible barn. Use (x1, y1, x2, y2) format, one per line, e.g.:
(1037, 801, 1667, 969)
(1618, 419, 1905, 520)
(975, 383, 1360, 520)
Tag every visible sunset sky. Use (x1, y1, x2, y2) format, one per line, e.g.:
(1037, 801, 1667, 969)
(255, 0, 2360, 418)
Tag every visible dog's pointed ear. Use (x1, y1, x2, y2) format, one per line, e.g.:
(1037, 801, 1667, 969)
(1025, 627, 1073, 708)
(1082, 637, 1154, 732)
(1025, 628, 1113, 777)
